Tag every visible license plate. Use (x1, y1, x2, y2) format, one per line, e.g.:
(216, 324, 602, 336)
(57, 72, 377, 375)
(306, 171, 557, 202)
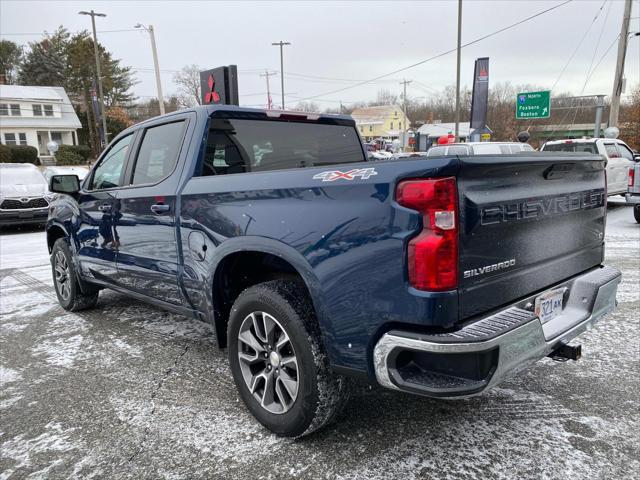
(18, 211, 34, 219)
(535, 288, 565, 324)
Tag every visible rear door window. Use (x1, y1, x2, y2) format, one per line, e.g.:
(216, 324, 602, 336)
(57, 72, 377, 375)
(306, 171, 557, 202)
(200, 118, 365, 176)
(131, 121, 186, 185)
(617, 143, 635, 162)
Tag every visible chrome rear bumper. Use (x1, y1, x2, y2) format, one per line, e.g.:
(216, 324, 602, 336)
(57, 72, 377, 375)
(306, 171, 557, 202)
(373, 266, 621, 398)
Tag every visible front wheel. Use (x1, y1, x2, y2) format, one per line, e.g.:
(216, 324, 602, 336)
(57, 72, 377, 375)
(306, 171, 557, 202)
(51, 238, 99, 311)
(634, 205, 640, 223)
(228, 280, 349, 437)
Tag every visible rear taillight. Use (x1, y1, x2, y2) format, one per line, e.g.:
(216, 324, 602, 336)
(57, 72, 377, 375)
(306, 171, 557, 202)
(396, 177, 458, 291)
(629, 168, 635, 187)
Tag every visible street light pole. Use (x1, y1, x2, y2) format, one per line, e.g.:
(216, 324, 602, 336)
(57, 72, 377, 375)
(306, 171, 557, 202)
(272, 41, 291, 109)
(135, 24, 165, 115)
(454, 0, 462, 142)
(79, 10, 109, 146)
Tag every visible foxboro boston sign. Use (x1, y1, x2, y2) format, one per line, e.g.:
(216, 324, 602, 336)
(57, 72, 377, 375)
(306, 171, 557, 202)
(199, 65, 239, 106)
(516, 90, 551, 119)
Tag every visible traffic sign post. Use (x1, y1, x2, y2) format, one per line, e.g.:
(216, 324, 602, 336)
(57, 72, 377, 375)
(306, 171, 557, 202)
(516, 91, 551, 119)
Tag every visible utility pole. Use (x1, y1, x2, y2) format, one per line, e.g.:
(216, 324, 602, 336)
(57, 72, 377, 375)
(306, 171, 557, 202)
(260, 70, 277, 109)
(594, 95, 605, 138)
(272, 41, 291, 109)
(79, 10, 109, 146)
(609, 0, 632, 128)
(400, 79, 412, 151)
(135, 24, 165, 115)
(454, 0, 463, 142)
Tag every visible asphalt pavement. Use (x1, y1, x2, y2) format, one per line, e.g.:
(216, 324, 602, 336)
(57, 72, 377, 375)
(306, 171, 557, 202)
(0, 203, 638, 479)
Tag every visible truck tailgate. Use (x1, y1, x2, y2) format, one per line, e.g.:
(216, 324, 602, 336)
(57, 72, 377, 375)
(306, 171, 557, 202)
(456, 153, 606, 320)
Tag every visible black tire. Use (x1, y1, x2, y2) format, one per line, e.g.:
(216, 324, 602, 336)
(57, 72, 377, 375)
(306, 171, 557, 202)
(51, 238, 99, 311)
(227, 279, 349, 437)
(634, 205, 640, 224)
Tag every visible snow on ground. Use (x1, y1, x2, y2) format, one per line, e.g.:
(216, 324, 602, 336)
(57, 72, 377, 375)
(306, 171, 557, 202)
(0, 206, 638, 479)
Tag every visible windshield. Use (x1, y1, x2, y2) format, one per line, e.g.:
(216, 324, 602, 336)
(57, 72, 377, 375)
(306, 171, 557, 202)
(543, 142, 598, 154)
(0, 168, 47, 189)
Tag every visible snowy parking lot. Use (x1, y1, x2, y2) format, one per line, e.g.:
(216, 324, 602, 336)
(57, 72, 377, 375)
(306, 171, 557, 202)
(0, 203, 638, 479)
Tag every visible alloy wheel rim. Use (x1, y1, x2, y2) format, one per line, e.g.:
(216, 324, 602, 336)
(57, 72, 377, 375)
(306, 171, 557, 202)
(54, 250, 71, 301)
(237, 311, 299, 414)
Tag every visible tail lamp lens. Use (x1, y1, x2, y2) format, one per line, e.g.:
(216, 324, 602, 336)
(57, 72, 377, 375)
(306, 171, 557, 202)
(629, 168, 635, 187)
(396, 177, 458, 291)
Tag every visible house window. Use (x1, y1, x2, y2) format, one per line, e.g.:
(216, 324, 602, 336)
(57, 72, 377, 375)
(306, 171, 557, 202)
(18, 133, 27, 145)
(399, 121, 402, 130)
(51, 132, 64, 145)
(33, 104, 43, 116)
(0, 104, 8, 116)
(4, 133, 17, 145)
(44, 105, 54, 117)
(390, 122, 394, 130)
(10, 104, 20, 116)
(369, 125, 372, 132)
(394, 111, 397, 116)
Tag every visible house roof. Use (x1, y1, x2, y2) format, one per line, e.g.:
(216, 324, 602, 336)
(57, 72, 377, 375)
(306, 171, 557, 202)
(0, 85, 64, 102)
(0, 85, 81, 129)
(350, 105, 405, 123)
(417, 122, 472, 138)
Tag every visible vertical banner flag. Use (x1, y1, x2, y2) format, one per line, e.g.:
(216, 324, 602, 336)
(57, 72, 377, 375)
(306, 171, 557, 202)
(199, 65, 239, 106)
(469, 57, 489, 129)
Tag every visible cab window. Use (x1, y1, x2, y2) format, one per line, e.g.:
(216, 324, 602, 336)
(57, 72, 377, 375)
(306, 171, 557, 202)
(604, 144, 620, 158)
(89, 134, 133, 190)
(131, 121, 186, 185)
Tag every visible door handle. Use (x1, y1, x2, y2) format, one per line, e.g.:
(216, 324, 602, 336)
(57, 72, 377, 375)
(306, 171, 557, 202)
(97, 203, 112, 212)
(151, 203, 170, 214)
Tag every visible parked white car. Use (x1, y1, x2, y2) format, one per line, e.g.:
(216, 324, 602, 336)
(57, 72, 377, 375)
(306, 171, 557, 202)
(541, 138, 635, 196)
(426, 142, 534, 157)
(626, 160, 640, 223)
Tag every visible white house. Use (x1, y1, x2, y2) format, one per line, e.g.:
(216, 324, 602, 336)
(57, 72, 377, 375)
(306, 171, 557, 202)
(0, 85, 82, 159)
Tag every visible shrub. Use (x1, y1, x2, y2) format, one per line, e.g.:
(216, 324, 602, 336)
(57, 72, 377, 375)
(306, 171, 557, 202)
(0, 145, 39, 164)
(0, 145, 11, 163)
(57, 144, 91, 161)
(55, 149, 85, 166)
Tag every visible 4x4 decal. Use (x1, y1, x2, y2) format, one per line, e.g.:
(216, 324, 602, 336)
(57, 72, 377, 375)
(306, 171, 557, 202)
(313, 168, 378, 182)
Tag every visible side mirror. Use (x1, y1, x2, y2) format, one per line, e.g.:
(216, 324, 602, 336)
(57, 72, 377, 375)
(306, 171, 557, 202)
(634, 154, 640, 162)
(50, 174, 80, 194)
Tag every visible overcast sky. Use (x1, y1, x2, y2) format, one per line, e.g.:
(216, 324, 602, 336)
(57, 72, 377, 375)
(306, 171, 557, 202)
(1, 0, 638, 109)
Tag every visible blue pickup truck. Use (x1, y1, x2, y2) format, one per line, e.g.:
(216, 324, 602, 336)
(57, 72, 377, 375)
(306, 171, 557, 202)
(46, 106, 621, 437)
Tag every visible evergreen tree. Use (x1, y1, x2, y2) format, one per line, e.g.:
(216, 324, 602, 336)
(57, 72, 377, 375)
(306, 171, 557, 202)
(0, 39, 23, 84)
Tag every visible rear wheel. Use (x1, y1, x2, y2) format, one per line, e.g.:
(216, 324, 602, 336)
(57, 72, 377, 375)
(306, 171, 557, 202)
(51, 238, 99, 311)
(634, 205, 640, 223)
(228, 279, 349, 437)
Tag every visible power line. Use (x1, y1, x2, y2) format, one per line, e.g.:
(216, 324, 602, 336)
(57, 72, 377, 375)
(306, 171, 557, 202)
(551, 0, 608, 92)
(296, 0, 573, 102)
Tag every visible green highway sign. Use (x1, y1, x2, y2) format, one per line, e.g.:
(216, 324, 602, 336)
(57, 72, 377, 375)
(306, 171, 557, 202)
(516, 90, 551, 119)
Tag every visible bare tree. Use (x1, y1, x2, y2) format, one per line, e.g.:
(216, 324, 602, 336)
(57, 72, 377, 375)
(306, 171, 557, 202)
(371, 89, 399, 106)
(173, 64, 202, 108)
(293, 101, 320, 112)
